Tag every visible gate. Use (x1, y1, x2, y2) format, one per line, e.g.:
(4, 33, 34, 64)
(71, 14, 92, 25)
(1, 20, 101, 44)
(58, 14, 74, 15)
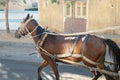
(64, 17, 86, 33)
(64, 0, 87, 33)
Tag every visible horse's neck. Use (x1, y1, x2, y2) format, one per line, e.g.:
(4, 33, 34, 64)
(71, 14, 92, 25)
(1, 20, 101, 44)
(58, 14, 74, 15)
(31, 31, 42, 45)
(32, 26, 45, 44)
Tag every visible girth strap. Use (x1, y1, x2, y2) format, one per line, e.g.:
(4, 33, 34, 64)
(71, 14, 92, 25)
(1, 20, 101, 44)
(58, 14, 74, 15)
(56, 35, 88, 58)
(81, 34, 89, 57)
(70, 35, 80, 56)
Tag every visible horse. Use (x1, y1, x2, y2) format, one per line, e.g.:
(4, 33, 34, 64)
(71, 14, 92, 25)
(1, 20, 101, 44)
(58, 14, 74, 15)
(15, 14, 120, 80)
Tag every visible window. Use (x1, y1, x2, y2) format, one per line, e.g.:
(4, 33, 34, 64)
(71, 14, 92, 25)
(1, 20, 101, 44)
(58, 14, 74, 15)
(64, 2, 72, 17)
(76, 3, 81, 17)
(82, 3, 86, 16)
(75, 2, 87, 18)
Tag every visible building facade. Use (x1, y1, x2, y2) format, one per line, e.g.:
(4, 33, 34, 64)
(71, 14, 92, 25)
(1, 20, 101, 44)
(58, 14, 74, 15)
(0, 0, 38, 10)
(38, 0, 120, 33)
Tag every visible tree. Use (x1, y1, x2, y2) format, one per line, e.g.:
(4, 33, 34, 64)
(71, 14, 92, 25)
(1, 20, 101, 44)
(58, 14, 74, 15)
(4, 0, 10, 33)
(0, 0, 9, 33)
(0, 0, 26, 33)
(51, 0, 57, 3)
(0, 0, 5, 5)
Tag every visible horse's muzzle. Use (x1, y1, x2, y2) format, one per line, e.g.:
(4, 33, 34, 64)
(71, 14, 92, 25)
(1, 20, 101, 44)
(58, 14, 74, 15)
(14, 30, 21, 38)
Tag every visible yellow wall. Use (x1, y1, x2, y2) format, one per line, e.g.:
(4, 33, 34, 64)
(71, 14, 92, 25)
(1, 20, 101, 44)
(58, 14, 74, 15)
(38, 0, 120, 32)
(88, 0, 120, 31)
(117, 0, 120, 25)
(38, 0, 64, 32)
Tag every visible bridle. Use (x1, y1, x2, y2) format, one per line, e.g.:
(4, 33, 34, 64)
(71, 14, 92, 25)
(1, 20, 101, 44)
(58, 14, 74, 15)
(19, 18, 45, 38)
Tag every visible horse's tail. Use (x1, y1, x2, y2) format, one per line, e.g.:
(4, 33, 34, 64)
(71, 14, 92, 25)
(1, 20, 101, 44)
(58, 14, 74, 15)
(104, 39, 120, 72)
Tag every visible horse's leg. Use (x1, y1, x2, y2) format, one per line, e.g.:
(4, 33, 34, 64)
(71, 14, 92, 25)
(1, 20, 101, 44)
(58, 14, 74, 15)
(38, 60, 48, 80)
(103, 67, 116, 80)
(41, 54, 59, 80)
(91, 63, 104, 80)
(92, 71, 116, 80)
(47, 59, 59, 80)
(104, 74, 116, 80)
(91, 71, 102, 80)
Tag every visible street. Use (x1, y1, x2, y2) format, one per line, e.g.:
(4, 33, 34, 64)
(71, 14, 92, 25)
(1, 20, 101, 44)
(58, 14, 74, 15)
(0, 58, 95, 80)
(0, 33, 106, 80)
(0, 58, 38, 80)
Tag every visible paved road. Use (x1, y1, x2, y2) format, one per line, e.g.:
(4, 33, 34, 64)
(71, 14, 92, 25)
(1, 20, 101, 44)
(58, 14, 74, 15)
(0, 58, 39, 80)
(0, 58, 95, 80)
(0, 33, 107, 80)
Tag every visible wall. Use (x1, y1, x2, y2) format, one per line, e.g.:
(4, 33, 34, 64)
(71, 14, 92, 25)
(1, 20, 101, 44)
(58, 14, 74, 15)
(38, 0, 64, 32)
(88, 0, 120, 31)
(38, 0, 120, 32)
(116, 0, 120, 25)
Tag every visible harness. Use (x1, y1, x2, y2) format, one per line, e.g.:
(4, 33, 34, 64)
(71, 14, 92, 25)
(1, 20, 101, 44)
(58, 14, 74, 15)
(36, 33, 100, 65)
(37, 34, 81, 58)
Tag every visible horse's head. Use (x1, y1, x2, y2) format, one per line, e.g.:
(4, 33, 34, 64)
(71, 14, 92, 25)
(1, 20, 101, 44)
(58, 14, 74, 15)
(15, 14, 44, 38)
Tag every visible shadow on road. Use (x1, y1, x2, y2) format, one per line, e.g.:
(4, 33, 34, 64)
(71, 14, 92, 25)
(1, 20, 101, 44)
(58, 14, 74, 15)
(0, 58, 93, 80)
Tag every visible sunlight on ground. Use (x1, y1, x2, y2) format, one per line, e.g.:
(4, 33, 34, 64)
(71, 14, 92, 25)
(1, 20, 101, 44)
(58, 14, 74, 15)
(41, 71, 106, 80)
(61, 72, 92, 80)
(0, 68, 8, 79)
(0, 63, 2, 67)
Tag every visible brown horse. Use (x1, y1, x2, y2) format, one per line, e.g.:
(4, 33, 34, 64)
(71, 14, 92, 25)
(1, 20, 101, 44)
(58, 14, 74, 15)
(15, 14, 120, 80)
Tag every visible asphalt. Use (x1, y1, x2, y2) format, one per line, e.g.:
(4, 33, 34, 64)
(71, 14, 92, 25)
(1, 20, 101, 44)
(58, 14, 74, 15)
(0, 37, 94, 80)
(0, 32, 112, 80)
(0, 58, 38, 80)
(0, 58, 93, 80)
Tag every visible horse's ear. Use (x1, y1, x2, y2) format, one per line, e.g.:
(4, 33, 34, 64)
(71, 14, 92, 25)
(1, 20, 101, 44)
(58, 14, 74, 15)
(30, 15, 33, 18)
(26, 14, 30, 19)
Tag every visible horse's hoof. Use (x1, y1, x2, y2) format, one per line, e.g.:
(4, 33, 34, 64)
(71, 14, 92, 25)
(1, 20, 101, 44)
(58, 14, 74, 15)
(92, 77, 97, 80)
(38, 77, 42, 80)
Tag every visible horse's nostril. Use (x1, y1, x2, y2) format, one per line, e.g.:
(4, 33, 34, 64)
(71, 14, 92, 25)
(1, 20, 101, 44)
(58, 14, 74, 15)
(14, 31, 21, 38)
